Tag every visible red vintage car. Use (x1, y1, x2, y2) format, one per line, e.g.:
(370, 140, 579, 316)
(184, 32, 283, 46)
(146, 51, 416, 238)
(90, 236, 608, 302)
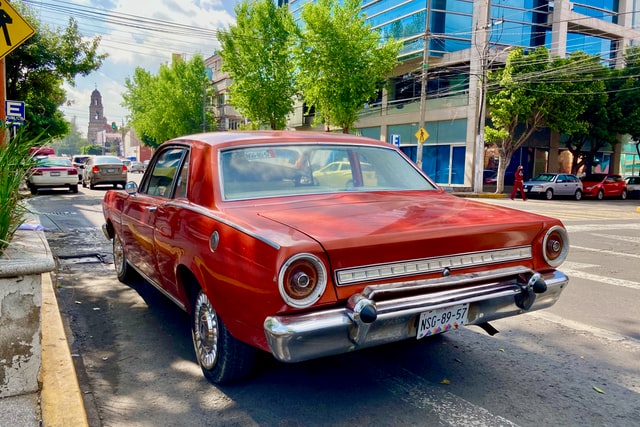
(102, 131, 569, 384)
(580, 173, 627, 200)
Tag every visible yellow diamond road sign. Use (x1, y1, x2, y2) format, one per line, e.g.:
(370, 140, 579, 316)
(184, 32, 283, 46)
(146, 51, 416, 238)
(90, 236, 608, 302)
(415, 127, 429, 143)
(0, 1, 36, 60)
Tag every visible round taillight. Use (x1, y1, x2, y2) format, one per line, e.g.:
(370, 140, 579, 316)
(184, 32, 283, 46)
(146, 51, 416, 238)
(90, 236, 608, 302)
(278, 254, 327, 308)
(543, 225, 569, 267)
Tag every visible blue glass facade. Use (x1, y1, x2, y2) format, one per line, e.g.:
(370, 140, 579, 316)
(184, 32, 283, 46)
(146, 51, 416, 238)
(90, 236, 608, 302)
(282, 0, 636, 186)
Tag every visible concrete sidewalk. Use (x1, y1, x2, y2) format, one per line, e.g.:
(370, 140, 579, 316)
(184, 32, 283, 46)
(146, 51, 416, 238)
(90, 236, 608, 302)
(0, 273, 88, 427)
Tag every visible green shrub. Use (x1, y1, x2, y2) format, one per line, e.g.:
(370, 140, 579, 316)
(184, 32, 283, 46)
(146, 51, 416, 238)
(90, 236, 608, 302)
(0, 125, 45, 254)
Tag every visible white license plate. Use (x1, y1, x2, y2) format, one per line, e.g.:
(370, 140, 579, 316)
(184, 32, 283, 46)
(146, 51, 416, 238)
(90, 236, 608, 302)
(106, 168, 115, 173)
(416, 303, 469, 339)
(50, 171, 60, 176)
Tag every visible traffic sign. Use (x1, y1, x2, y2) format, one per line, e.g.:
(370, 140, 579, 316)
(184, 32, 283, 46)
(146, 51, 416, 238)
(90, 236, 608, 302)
(6, 99, 24, 118)
(415, 127, 429, 143)
(0, 1, 36, 60)
(5, 99, 24, 126)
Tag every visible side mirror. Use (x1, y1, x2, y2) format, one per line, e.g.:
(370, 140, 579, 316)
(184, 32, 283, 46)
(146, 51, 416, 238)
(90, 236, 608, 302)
(125, 181, 138, 194)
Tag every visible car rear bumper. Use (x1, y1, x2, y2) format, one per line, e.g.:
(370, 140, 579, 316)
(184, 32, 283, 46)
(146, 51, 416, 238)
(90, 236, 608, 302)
(264, 266, 568, 363)
(28, 176, 78, 187)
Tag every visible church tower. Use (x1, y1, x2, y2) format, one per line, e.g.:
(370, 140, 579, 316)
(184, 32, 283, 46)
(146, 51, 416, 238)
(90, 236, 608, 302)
(87, 88, 108, 144)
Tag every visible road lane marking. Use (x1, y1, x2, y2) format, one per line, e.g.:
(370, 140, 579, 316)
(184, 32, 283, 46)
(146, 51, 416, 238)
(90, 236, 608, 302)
(566, 223, 640, 232)
(378, 368, 519, 427)
(589, 233, 640, 244)
(562, 261, 640, 290)
(530, 311, 640, 347)
(571, 245, 640, 259)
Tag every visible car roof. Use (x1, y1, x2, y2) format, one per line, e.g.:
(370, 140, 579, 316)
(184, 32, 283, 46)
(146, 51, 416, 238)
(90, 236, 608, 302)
(168, 130, 392, 149)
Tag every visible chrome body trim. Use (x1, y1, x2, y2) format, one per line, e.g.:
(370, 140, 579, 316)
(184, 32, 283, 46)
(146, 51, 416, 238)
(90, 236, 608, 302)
(335, 246, 532, 286)
(264, 267, 568, 363)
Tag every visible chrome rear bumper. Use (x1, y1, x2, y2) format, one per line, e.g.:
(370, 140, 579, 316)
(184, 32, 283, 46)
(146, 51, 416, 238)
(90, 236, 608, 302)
(264, 266, 568, 362)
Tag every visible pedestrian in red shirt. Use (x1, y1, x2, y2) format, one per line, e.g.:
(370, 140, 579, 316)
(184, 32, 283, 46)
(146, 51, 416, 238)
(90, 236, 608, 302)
(510, 165, 527, 200)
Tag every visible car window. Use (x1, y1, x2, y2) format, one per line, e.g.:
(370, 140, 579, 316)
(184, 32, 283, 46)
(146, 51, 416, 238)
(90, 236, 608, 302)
(141, 147, 187, 198)
(532, 174, 554, 182)
(221, 144, 435, 200)
(174, 153, 190, 199)
(37, 157, 72, 167)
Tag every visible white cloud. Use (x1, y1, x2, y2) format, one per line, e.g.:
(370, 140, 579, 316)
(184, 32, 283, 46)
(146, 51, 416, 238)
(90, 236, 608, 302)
(43, 0, 241, 138)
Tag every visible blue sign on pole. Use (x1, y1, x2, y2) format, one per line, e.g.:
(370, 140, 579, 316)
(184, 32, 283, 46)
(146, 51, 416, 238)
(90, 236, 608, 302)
(5, 100, 25, 126)
(391, 134, 401, 147)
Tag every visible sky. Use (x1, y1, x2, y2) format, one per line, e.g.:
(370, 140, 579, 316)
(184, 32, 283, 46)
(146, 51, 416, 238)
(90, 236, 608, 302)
(23, 0, 243, 137)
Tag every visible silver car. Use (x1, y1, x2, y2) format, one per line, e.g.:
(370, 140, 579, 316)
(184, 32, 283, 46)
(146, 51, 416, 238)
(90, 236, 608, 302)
(81, 155, 127, 189)
(523, 173, 583, 200)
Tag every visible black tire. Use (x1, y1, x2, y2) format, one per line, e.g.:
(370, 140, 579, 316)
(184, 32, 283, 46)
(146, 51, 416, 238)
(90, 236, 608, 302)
(90, 181, 96, 189)
(597, 189, 604, 200)
(544, 188, 553, 200)
(113, 234, 137, 283)
(575, 189, 582, 201)
(191, 289, 256, 384)
(30, 186, 38, 195)
(621, 189, 627, 200)
(82, 178, 87, 188)
(70, 184, 79, 193)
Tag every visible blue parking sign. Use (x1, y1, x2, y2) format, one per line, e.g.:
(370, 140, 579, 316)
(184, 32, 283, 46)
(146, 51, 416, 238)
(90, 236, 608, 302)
(6, 100, 25, 118)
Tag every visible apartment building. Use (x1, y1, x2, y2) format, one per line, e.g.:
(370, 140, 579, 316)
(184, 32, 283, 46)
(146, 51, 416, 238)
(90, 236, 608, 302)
(282, 0, 640, 190)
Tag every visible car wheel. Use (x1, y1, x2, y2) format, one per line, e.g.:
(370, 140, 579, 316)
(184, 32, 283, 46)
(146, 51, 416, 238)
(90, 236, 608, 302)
(82, 178, 87, 188)
(30, 186, 38, 195)
(191, 289, 256, 384)
(113, 234, 137, 283)
(575, 189, 582, 201)
(597, 190, 604, 200)
(545, 188, 553, 200)
(621, 189, 627, 200)
(90, 180, 96, 189)
(70, 184, 79, 193)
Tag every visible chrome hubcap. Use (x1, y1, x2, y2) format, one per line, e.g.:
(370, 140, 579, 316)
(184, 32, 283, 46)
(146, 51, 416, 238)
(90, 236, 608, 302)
(193, 292, 219, 370)
(113, 237, 124, 275)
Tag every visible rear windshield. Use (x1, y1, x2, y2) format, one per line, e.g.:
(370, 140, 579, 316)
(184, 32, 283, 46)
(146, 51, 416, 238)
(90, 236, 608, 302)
(221, 143, 436, 200)
(36, 157, 72, 167)
(94, 156, 123, 165)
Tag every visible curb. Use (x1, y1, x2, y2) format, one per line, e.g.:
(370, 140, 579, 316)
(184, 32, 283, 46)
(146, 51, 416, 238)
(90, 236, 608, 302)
(40, 273, 89, 427)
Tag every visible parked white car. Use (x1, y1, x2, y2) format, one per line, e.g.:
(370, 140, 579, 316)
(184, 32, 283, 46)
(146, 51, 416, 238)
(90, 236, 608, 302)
(625, 176, 640, 198)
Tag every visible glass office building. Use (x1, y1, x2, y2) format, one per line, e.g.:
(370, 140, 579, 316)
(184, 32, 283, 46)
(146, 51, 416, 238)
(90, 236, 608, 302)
(282, 0, 640, 189)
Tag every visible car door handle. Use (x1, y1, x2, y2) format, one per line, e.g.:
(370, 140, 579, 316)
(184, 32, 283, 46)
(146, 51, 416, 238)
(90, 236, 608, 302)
(145, 206, 157, 212)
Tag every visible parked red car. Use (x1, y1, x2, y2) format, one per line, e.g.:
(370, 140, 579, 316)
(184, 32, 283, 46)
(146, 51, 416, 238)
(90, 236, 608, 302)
(580, 173, 627, 199)
(102, 131, 570, 384)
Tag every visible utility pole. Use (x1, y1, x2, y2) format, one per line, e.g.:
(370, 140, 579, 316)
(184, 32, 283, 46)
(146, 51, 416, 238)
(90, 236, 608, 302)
(416, 0, 431, 169)
(472, 0, 491, 193)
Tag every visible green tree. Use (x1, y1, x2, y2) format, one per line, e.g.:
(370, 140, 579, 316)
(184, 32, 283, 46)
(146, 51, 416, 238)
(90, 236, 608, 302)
(219, 0, 297, 130)
(295, 0, 400, 133)
(122, 55, 214, 146)
(51, 117, 86, 155)
(540, 52, 608, 175)
(82, 144, 103, 155)
(485, 47, 597, 192)
(6, 4, 106, 140)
